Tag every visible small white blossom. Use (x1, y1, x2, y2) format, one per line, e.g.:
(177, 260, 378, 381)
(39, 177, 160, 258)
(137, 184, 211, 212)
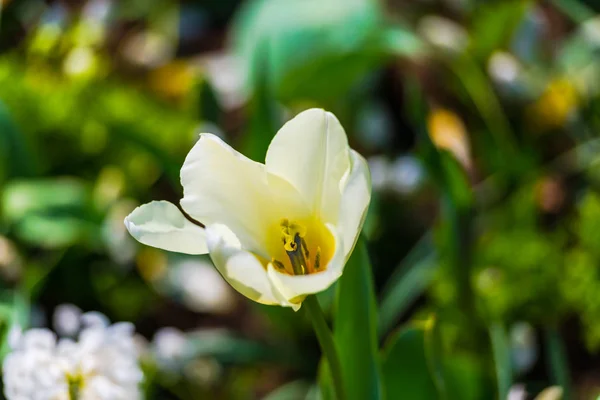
(508, 384, 527, 400)
(53, 304, 83, 337)
(152, 327, 188, 366)
(171, 260, 235, 314)
(418, 15, 469, 53)
(487, 51, 521, 85)
(368, 156, 425, 195)
(3, 312, 143, 400)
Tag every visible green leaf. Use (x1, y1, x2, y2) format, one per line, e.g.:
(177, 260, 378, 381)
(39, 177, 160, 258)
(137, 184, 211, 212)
(232, 0, 384, 103)
(544, 327, 571, 399)
(263, 381, 312, 400)
(334, 240, 382, 400)
(489, 322, 512, 400)
(1, 178, 98, 248)
(0, 291, 30, 360)
(382, 322, 493, 400)
(241, 43, 279, 162)
(380, 26, 426, 58)
(185, 330, 305, 368)
(0, 100, 37, 181)
(109, 123, 180, 186)
(317, 359, 335, 400)
(381, 326, 438, 399)
(469, 0, 532, 60)
(2, 178, 89, 222)
(14, 215, 97, 249)
(548, 0, 595, 23)
(447, 56, 519, 175)
(424, 317, 448, 399)
(196, 78, 223, 126)
(378, 233, 437, 339)
(444, 355, 494, 400)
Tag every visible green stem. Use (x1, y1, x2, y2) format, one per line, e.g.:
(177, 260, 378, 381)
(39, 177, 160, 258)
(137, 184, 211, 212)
(489, 321, 512, 400)
(449, 56, 518, 166)
(544, 326, 571, 399)
(304, 295, 346, 400)
(548, 0, 594, 23)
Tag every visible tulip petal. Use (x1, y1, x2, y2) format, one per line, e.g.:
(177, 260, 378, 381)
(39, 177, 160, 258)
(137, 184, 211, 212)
(206, 223, 295, 308)
(339, 150, 371, 260)
(124, 201, 208, 254)
(266, 224, 344, 307)
(181, 134, 305, 257)
(265, 109, 351, 223)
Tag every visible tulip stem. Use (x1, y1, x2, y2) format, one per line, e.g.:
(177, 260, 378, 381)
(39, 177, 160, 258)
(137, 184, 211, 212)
(304, 295, 346, 400)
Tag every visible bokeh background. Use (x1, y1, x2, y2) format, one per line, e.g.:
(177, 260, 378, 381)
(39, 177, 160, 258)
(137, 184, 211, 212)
(1, 0, 600, 398)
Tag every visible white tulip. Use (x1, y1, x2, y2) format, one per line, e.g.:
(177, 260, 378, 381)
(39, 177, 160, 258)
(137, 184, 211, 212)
(125, 109, 371, 310)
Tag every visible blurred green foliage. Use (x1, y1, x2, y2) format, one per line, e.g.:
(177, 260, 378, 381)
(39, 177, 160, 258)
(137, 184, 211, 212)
(2, 0, 600, 398)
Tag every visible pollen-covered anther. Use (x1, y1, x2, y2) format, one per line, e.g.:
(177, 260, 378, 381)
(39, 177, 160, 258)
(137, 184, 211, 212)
(272, 258, 286, 271)
(314, 247, 321, 270)
(279, 219, 316, 276)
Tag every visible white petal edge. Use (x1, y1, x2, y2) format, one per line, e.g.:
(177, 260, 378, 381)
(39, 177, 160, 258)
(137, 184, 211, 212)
(205, 223, 295, 309)
(124, 201, 208, 255)
(265, 109, 351, 223)
(338, 150, 371, 261)
(180, 133, 307, 257)
(266, 224, 345, 308)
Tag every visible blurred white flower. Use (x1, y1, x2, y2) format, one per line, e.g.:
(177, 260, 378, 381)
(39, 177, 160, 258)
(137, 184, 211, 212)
(510, 321, 537, 374)
(508, 384, 527, 400)
(368, 156, 425, 195)
(3, 312, 143, 400)
(82, 0, 112, 23)
(120, 31, 175, 68)
(152, 327, 188, 365)
(488, 51, 521, 85)
(389, 156, 425, 195)
(535, 386, 563, 400)
(102, 200, 138, 266)
(171, 260, 235, 314)
(53, 304, 82, 337)
(63, 47, 97, 78)
(198, 52, 247, 110)
(184, 357, 222, 386)
(356, 102, 394, 151)
(418, 15, 469, 53)
(367, 156, 390, 192)
(582, 16, 600, 47)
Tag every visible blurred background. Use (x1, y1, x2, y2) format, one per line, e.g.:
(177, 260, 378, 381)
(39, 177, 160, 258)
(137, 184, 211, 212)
(1, 0, 600, 398)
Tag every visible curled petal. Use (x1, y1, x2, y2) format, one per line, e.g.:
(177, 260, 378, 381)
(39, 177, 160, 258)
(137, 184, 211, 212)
(266, 109, 351, 223)
(181, 134, 305, 257)
(266, 224, 344, 308)
(206, 224, 294, 308)
(124, 201, 207, 255)
(338, 150, 371, 260)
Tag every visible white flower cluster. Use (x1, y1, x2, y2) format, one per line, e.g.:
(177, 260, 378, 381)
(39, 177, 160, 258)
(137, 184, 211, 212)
(3, 312, 143, 400)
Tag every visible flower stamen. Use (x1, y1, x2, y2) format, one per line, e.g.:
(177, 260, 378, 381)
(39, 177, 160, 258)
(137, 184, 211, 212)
(272, 259, 286, 271)
(314, 247, 321, 270)
(273, 219, 332, 275)
(286, 232, 307, 275)
(277, 219, 327, 276)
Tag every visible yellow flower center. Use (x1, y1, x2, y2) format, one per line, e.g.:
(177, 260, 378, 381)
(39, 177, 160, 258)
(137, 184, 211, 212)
(269, 218, 334, 276)
(68, 373, 84, 400)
